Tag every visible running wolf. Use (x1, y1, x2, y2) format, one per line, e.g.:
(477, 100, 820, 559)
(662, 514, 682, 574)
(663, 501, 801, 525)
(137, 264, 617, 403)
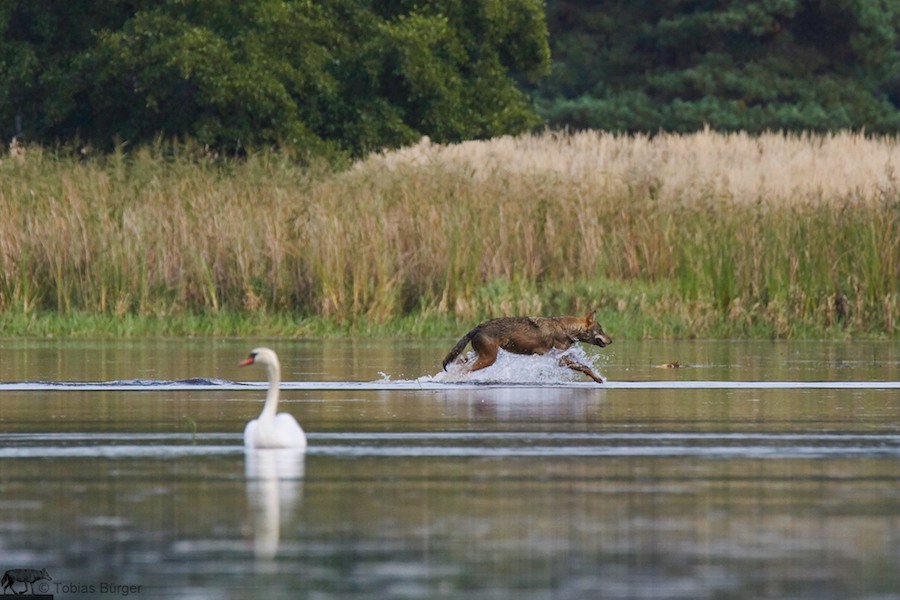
(442, 311, 612, 383)
(1, 567, 52, 595)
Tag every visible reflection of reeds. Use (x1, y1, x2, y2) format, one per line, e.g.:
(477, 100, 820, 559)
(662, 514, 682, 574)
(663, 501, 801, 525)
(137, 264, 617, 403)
(1, 131, 898, 336)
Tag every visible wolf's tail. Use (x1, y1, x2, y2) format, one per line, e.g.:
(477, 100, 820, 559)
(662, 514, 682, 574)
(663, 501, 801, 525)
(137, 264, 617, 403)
(442, 329, 475, 371)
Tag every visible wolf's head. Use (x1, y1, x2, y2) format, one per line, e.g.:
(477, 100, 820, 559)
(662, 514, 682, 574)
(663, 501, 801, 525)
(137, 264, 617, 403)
(577, 310, 612, 347)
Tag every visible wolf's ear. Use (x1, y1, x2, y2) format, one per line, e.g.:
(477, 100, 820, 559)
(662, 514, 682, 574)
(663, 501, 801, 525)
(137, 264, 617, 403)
(584, 309, 596, 325)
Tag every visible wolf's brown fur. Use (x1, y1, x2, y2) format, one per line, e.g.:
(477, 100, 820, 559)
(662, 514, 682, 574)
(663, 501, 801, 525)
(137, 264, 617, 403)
(442, 310, 612, 383)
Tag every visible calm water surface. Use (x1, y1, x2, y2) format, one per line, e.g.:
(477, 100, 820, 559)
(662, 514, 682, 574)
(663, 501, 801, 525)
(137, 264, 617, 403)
(0, 338, 898, 599)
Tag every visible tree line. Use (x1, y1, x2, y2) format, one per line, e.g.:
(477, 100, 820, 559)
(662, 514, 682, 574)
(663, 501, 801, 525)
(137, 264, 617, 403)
(0, 0, 549, 159)
(2, 1, 899, 159)
(533, 0, 900, 134)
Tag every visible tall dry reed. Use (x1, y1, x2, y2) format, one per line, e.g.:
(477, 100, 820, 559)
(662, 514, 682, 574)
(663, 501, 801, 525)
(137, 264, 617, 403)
(1, 131, 898, 336)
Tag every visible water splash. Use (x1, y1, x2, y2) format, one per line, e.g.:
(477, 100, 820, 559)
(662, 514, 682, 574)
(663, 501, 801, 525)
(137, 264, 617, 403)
(426, 347, 607, 385)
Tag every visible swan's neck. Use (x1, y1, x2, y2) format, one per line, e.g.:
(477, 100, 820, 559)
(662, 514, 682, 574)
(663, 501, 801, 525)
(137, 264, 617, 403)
(260, 361, 281, 420)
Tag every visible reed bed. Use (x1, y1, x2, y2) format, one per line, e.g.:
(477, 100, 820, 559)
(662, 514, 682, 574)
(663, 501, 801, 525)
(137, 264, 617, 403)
(1, 130, 898, 337)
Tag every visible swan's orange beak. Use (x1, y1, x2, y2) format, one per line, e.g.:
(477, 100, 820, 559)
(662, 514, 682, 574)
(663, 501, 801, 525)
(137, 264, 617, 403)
(239, 355, 255, 367)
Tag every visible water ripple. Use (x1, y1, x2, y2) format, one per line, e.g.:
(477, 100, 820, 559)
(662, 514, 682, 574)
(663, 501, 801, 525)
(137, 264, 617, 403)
(0, 431, 897, 460)
(2, 379, 899, 391)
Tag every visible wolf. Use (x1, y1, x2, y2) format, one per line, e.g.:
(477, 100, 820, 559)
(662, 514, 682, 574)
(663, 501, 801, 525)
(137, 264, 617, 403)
(442, 310, 612, 383)
(1, 567, 52, 595)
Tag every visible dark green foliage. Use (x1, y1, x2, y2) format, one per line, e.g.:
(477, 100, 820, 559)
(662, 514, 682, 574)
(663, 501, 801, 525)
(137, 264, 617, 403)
(0, 0, 549, 157)
(534, 0, 900, 133)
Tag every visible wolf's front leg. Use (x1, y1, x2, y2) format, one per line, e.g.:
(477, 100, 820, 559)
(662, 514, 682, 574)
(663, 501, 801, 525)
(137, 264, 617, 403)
(559, 356, 605, 384)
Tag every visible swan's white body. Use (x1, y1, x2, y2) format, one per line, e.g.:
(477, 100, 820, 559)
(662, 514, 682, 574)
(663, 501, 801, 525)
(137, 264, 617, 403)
(240, 347, 307, 450)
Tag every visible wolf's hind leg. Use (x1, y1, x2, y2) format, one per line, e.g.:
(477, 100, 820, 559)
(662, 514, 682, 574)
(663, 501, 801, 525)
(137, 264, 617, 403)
(559, 356, 604, 384)
(469, 339, 499, 372)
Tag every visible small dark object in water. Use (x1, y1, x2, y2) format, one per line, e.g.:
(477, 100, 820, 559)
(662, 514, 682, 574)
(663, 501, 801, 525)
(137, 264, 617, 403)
(655, 361, 687, 368)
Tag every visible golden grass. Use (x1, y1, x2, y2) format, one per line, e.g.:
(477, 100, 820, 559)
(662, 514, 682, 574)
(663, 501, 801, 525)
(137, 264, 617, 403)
(369, 128, 900, 205)
(1, 130, 898, 337)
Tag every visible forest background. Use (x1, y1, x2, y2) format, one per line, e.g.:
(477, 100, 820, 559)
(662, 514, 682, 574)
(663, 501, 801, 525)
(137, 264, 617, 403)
(1, 0, 899, 338)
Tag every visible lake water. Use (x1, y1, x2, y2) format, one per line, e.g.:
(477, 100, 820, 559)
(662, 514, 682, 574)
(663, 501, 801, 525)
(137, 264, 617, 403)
(0, 338, 898, 599)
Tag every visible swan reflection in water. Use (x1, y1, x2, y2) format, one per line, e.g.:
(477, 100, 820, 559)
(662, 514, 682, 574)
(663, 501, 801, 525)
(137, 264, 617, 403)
(239, 347, 307, 561)
(245, 448, 305, 561)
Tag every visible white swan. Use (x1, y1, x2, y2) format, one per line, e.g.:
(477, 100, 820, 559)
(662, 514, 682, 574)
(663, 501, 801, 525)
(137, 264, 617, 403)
(240, 347, 307, 450)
